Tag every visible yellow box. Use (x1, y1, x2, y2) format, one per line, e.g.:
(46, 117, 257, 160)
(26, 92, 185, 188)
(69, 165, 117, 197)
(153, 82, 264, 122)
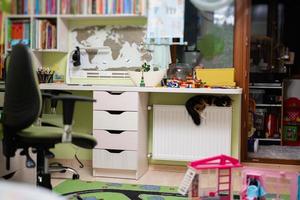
(195, 68, 236, 87)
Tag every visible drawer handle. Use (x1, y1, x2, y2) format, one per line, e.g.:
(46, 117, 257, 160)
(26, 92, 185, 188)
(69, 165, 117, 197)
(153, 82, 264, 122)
(107, 111, 124, 115)
(106, 130, 124, 134)
(107, 91, 123, 95)
(106, 149, 124, 154)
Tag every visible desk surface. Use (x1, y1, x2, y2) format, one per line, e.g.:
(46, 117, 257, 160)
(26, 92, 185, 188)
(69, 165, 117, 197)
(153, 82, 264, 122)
(39, 83, 243, 94)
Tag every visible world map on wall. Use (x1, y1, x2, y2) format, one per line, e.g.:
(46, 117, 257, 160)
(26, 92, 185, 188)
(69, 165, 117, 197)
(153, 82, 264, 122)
(71, 26, 152, 71)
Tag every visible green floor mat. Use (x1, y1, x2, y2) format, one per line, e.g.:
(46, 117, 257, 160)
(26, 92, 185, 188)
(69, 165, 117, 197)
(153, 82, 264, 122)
(54, 180, 291, 200)
(54, 180, 188, 200)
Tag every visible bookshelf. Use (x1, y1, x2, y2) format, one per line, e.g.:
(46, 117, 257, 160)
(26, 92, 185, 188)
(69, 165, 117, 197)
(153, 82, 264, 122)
(5, 0, 147, 67)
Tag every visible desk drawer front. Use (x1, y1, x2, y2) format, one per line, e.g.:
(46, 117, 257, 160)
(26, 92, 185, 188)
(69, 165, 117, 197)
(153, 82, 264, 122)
(93, 111, 138, 130)
(94, 130, 138, 150)
(93, 149, 137, 170)
(93, 91, 138, 111)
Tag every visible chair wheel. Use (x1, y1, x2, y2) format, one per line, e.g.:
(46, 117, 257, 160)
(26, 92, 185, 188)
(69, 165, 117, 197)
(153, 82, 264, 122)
(72, 174, 80, 180)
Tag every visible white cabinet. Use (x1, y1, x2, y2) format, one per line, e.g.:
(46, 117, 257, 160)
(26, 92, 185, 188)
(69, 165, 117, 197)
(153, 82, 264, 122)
(92, 91, 148, 179)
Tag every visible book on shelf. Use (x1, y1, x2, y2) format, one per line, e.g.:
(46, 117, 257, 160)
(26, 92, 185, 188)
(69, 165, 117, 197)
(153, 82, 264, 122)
(35, 19, 57, 49)
(35, 0, 57, 15)
(8, 19, 30, 48)
(11, 0, 31, 15)
(60, 0, 146, 15)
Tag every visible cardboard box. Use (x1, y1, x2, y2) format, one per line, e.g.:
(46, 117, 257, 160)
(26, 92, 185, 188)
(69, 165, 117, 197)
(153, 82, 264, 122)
(195, 68, 235, 87)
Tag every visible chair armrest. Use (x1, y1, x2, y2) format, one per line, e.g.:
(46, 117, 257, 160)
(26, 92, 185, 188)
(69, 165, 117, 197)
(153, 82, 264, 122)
(51, 95, 95, 142)
(41, 92, 53, 99)
(42, 90, 72, 109)
(48, 90, 72, 109)
(51, 95, 95, 125)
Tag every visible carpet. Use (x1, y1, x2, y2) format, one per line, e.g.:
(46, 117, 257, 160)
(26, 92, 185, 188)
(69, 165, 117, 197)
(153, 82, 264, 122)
(53, 180, 290, 200)
(248, 145, 300, 160)
(53, 180, 188, 200)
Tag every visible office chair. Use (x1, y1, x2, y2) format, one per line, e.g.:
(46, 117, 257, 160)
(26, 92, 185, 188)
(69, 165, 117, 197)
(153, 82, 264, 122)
(1, 44, 97, 189)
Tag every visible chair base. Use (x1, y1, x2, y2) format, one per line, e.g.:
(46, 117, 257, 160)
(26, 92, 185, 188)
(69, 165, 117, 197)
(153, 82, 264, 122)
(49, 162, 80, 180)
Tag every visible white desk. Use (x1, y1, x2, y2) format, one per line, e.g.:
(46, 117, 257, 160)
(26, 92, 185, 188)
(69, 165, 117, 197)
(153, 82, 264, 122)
(40, 83, 242, 179)
(40, 83, 242, 94)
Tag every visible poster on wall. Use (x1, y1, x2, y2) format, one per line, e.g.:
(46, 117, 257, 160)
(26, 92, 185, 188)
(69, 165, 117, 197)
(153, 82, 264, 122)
(147, 0, 185, 42)
(66, 25, 153, 83)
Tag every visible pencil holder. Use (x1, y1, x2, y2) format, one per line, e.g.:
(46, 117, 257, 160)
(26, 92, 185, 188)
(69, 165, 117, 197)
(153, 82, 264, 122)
(37, 69, 54, 83)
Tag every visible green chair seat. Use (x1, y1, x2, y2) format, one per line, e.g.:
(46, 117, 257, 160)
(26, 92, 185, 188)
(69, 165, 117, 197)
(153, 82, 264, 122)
(18, 126, 97, 149)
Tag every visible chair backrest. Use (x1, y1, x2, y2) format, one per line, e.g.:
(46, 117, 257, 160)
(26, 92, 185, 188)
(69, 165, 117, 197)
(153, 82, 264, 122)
(2, 44, 41, 131)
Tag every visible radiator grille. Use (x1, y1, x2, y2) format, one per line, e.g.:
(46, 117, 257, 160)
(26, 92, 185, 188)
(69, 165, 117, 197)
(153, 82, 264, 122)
(152, 105, 232, 161)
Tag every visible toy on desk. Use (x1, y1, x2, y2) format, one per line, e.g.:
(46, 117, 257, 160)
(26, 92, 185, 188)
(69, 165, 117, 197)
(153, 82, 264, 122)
(178, 154, 242, 200)
(139, 62, 150, 87)
(240, 167, 299, 200)
(166, 76, 206, 88)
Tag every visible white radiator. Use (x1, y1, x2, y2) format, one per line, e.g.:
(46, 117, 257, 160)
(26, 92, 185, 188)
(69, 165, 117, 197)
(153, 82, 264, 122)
(152, 105, 232, 161)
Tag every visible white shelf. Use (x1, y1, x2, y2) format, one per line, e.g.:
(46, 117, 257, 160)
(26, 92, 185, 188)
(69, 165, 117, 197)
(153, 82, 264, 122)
(256, 138, 281, 141)
(33, 15, 57, 18)
(7, 15, 31, 19)
(59, 14, 147, 20)
(249, 85, 282, 89)
(32, 49, 67, 53)
(39, 83, 243, 94)
(256, 104, 282, 107)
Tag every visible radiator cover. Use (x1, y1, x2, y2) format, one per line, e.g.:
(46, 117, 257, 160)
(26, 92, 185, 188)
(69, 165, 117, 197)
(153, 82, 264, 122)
(152, 105, 232, 161)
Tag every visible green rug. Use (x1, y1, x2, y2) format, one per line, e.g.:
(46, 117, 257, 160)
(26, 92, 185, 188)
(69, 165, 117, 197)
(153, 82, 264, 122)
(54, 180, 188, 200)
(53, 180, 290, 200)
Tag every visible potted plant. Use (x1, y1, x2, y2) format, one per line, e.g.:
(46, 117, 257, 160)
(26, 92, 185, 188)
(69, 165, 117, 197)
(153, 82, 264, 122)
(128, 62, 166, 87)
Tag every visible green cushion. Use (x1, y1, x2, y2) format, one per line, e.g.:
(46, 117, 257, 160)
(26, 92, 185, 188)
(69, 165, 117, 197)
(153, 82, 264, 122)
(17, 126, 97, 149)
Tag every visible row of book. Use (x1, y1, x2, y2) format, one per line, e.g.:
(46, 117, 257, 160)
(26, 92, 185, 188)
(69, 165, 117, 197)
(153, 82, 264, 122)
(35, 20, 57, 49)
(11, 0, 31, 15)
(61, 0, 146, 15)
(35, 0, 57, 15)
(11, 0, 146, 15)
(8, 19, 30, 48)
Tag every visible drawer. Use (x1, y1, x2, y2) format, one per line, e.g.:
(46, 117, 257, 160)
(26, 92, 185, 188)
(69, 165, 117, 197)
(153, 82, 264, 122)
(94, 130, 138, 150)
(93, 149, 137, 170)
(93, 111, 138, 130)
(93, 91, 138, 111)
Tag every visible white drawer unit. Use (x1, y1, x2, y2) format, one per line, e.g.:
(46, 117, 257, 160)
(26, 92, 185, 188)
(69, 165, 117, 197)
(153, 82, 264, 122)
(93, 111, 138, 130)
(92, 91, 148, 179)
(94, 130, 138, 150)
(93, 149, 137, 170)
(93, 91, 138, 111)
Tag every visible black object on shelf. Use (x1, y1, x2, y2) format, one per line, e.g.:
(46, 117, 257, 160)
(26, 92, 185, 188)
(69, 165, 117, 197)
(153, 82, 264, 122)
(250, 72, 287, 83)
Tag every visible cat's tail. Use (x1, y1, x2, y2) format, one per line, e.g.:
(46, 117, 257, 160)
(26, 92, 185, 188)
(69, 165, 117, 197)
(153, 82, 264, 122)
(185, 101, 201, 125)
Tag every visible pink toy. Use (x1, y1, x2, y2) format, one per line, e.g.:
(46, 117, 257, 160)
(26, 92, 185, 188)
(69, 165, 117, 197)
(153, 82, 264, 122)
(185, 154, 242, 200)
(179, 155, 299, 200)
(241, 167, 298, 200)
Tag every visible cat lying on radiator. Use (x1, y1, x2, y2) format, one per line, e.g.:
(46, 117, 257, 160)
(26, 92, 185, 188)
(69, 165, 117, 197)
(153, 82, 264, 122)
(185, 95, 232, 125)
